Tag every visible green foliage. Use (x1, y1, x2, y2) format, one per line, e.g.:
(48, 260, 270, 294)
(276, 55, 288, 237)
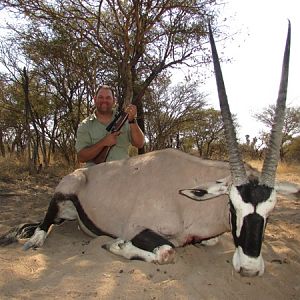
(1, 0, 219, 103)
(0, 0, 223, 165)
(144, 76, 207, 151)
(254, 104, 300, 161)
(283, 136, 300, 163)
(254, 105, 300, 141)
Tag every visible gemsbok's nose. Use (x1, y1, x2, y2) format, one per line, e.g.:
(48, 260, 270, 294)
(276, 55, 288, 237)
(240, 267, 260, 277)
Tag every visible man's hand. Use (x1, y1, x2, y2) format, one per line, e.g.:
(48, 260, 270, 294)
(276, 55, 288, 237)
(103, 131, 121, 147)
(125, 104, 137, 122)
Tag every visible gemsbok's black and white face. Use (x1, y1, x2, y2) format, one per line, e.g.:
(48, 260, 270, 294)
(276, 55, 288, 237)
(208, 20, 291, 276)
(229, 181, 276, 276)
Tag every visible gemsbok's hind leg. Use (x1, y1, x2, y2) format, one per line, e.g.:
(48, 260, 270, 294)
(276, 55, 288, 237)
(199, 236, 220, 246)
(23, 192, 77, 250)
(103, 229, 176, 264)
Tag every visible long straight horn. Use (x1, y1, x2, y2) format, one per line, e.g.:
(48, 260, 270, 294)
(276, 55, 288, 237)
(260, 21, 291, 188)
(208, 22, 248, 186)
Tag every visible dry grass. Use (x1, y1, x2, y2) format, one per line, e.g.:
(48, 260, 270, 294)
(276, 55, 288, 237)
(1, 155, 299, 188)
(0, 156, 30, 183)
(247, 159, 300, 185)
(0, 155, 72, 191)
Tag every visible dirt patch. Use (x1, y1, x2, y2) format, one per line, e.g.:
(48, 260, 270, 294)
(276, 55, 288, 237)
(0, 168, 299, 299)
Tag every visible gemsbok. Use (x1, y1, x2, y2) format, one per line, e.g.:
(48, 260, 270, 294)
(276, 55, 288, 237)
(0, 21, 296, 277)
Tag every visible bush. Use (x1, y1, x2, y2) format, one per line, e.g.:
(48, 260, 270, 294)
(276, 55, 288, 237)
(283, 137, 300, 163)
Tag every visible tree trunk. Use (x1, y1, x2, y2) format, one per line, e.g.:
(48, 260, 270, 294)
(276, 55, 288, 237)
(23, 67, 36, 174)
(0, 129, 5, 157)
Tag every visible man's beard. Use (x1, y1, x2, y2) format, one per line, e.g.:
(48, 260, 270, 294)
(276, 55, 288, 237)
(96, 104, 113, 115)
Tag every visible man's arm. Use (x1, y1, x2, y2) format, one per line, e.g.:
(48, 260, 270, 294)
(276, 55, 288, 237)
(129, 122, 145, 149)
(77, 132, 120, 163)
(125, 105, 145, 149)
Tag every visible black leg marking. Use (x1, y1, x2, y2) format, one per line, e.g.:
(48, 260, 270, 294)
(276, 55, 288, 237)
(131, 229, 174, 252)
(130, 256, 145, 261)
(39, 194, 61, 233)
(64, 193, 115, 238)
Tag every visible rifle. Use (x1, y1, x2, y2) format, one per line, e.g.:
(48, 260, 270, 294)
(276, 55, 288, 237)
(92, 110, 129, 164)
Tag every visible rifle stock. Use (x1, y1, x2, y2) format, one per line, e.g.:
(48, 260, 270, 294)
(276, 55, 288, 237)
(93, 111, 128, 164)
(93, 146, 112, 164)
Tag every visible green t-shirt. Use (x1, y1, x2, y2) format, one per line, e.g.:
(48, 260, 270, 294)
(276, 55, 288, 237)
(75, 111, 131, 167)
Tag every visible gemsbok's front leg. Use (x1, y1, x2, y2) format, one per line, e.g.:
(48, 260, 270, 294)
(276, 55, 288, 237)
(103, 229, 176, 264)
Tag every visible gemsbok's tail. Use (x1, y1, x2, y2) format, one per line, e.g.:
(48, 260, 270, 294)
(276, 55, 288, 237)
(0, 223, 40, 246)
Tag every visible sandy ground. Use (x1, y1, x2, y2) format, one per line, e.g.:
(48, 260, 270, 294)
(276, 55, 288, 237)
(0, 171, 299, 300)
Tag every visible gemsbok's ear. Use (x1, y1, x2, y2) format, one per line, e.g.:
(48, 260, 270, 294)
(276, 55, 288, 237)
(275, 181, 300, 198)
(179, 177, 230, 201)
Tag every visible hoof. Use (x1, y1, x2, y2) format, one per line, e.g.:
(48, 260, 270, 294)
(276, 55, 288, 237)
(200, 237, 219, 247)
(103, 239, 129, 253)
(154, 245, 176, 264)
(22, 228, 46, 250)
(22, 241, 33, 251)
